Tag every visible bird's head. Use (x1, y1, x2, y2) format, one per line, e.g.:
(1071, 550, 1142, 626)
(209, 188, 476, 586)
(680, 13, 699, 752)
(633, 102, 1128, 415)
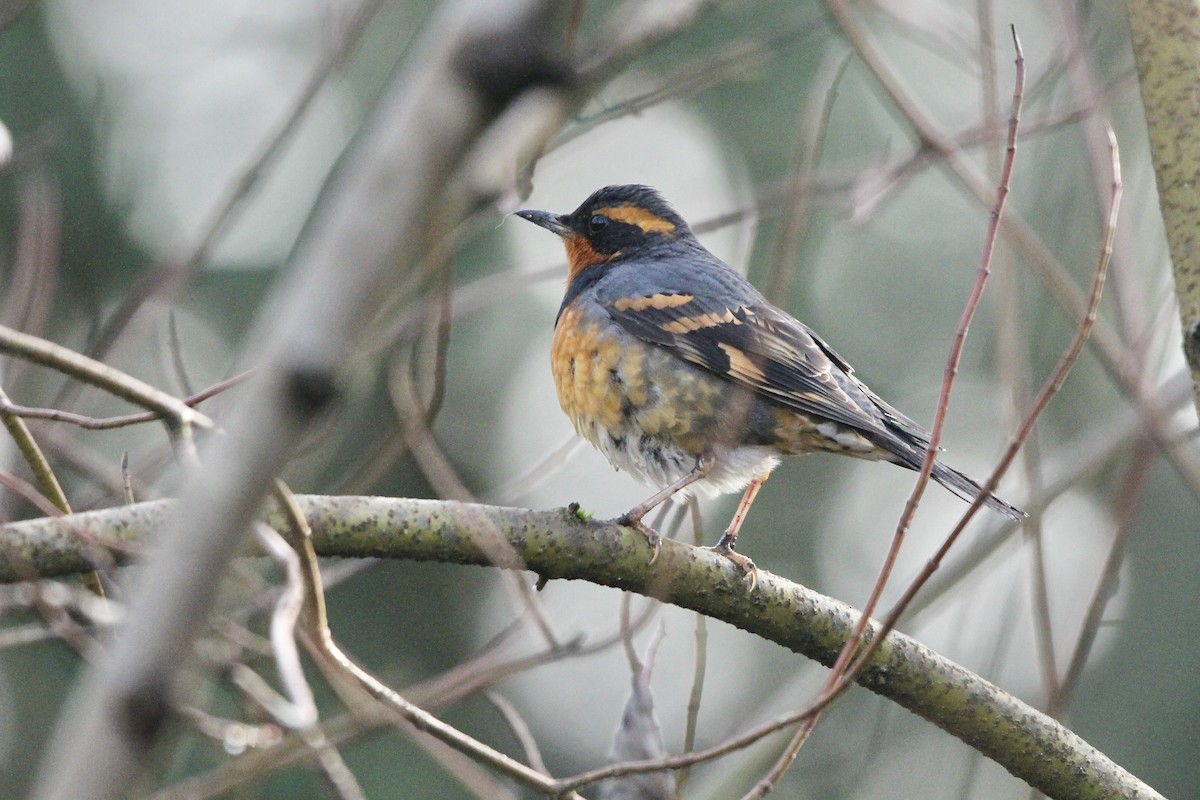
(516, 184, 693, 280)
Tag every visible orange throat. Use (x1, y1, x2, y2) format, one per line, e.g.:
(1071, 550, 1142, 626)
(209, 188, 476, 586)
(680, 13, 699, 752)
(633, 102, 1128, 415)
(563, 233, 617, 282)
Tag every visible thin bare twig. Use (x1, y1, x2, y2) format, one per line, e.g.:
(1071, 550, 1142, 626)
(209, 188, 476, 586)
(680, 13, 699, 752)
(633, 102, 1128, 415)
(827, 0, 1200, 503)
(743, 25, 1026, 800)
(845, 124, 1122, 714)
(0, 370, 249, 431)
(120, 452, 135, 505)
(0, 323, 210, 458)
(158, 594, 655, 800)
(676, 59, 1118, 800)
(82, 0, 392, 365)
(487, 691, 550, 775)
(0, 170, 59, 372)
(273, 484, 586, 800)
(1025, 488, 1060, 697)
(1050, 436, 1153, 716)
(0, 469, 64, 518)
(391, 344, 565, 652)
(908, 369, 1194, 619)
(303, 726, 368, 800)
(164, 310, 196, 398)
(485, 434, 585, 504)
(765, 48, 850, 303)
(0, 380, 109, 596)
(549, 32, 799, 155)
(674, 497, 706, 799)
(29, 3, 573, 797)
(0, 383, 70, 513)
(4, 492, 1163, 799)
(247, 521, 318, 731)
(977, 0, 1059, 708)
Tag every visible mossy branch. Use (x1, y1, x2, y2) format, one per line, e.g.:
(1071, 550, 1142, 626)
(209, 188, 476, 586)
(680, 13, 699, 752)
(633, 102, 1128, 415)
(1, 496, 1163, 800)
(1127, 0, 1200, 411)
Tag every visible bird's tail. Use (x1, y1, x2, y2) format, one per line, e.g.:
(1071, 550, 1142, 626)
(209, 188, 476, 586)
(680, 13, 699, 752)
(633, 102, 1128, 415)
(930, 461, 1025, 522)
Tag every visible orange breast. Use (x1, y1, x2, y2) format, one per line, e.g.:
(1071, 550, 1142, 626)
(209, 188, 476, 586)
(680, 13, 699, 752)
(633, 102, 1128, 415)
(552, 302, 731, 457)
(551, 304, 627, 438)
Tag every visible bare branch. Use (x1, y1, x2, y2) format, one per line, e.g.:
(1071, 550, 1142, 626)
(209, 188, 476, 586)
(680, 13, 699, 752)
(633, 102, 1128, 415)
(0, 324, 211, 454)
(0, 370, 249, 431)
(28, 2, 572, 798)
(3, 495, 1164, 800)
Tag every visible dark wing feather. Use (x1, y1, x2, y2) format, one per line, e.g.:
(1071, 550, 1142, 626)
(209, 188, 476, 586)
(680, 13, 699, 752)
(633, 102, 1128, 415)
(594, 259, 1026, 521)
(599, 278, 916, 444)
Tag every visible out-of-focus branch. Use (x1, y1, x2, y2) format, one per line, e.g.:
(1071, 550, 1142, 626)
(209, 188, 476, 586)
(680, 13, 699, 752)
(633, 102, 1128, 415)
(4, 496, 1165, 800)
(0, 324, 212, 454)
(84, 0, 390, 364)
(151, 594, 655, 800)
(0, 370, 249, 431)
(275, 485, 582, 800)
(1127, 0, 1200, 412)
(27, 2, 571, 798)
(827, 0, 1200, 499)
(744, 28, 1027, 797)
(0, 384, 69, 514)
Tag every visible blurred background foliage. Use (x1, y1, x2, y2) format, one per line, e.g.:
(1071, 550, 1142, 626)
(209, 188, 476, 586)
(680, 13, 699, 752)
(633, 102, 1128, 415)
(0, 1, 1196, 798)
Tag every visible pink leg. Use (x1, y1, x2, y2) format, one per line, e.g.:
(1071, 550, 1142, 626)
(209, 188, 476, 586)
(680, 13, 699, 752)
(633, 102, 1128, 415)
(616, 455, 715, 561)
(711, 473, 768, 588)
(618, 454, 715, 526)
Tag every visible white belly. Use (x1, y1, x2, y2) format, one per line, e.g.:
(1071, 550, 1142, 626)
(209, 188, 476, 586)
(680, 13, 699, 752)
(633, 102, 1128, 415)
(577, 417, 781, 498)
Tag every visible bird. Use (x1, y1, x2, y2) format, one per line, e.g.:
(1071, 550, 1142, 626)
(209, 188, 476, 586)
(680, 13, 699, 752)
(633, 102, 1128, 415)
(516, 184, 1023, 583)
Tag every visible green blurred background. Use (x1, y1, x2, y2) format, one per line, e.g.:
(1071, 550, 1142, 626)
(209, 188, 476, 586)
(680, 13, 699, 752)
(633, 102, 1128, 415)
(0, 1, 1196, 797)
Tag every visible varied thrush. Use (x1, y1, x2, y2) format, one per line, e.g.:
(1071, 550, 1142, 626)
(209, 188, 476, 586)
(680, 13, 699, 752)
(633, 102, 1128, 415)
(517, 184, 1023, 582)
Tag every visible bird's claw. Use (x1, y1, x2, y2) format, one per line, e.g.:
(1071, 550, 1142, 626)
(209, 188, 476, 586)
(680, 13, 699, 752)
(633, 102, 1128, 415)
(708, 538, 758, 591)
(615, 515, 661, 564)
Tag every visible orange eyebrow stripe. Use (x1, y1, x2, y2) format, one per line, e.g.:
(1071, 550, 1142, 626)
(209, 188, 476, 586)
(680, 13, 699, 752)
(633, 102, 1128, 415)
(595, 205, 677, 234)
(613, 293, 694, 312)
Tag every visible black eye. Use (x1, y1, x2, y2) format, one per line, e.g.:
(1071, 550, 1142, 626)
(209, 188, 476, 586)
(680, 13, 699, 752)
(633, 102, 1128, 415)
(588, 214, 608, 234)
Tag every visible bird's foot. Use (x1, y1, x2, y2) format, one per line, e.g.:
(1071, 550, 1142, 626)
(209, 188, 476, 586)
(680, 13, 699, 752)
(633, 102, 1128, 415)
(615, 513, 661, 564)
(707, 533, 757, 591)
